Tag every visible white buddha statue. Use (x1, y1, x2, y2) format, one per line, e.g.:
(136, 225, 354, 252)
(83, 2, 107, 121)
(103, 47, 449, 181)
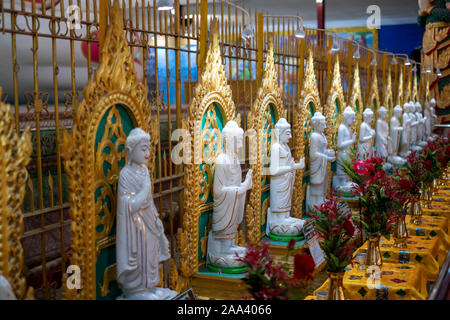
(429, 98, 438, 139)
(0, 274, 16, 300)
(388, 105, 407, 165)
(399, 103, 412, 158)
(266, 118, 306, 238)
(424, 101, 432, 141)
(116, 128, 177, 300)
(333, 106, 357, 194)
(375, 106, 391, 159)
(408, 102, 422, 152)
(306, 112, 335, 211)
(358, 108, 376, 159)
(415, 102, 428, 147)
(207, 120, 252, 271)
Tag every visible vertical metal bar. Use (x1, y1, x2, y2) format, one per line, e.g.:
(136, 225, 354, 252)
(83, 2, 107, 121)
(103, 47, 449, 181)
(256, 13, 263, 90)
(156, 4, 163, 213)
(10, 0, 20, 134)
(99, 0, 108, 54)
(31, 0, 48, 296)
(199, 0, 208, 75)
(347, 41, 353, 101)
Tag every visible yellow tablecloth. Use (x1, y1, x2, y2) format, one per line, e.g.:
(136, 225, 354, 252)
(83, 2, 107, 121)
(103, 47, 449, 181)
(355, 235, 444, 281)
(406, 215, 449, 251)
(313, 263, 428, 300)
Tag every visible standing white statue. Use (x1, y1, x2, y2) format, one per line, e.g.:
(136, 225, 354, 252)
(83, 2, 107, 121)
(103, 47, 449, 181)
(399, 103, 412, 157)
(0, 274, 16, 300)
(333, 106, 357, 194)
(306, 112, 335, 211)
(375, 106, 391, 159)
(116, 128, 177, 300)
(415, 102, 428, 147)
(424, 101, 432, 140)
(388, 105, 407, 165)
(408, 102, 422, 152)
(429, 98, 438, 139)
(358, 108, 376, 159)
(207, 120, 252, 271)
(266, 118, 306, 238)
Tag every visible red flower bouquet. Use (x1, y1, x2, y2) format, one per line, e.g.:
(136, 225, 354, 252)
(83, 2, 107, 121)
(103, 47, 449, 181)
(339, 149, 396, 239)
(237, 242, 314, 300)
(308, 192, 356, 273)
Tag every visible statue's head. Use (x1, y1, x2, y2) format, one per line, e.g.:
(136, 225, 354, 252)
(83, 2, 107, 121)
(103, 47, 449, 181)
(378, 106, 387, 120)
(430, 98, 436, 107)
(403, 102, 410, 113)
(311, 112, 326, 132)
(362, 108, 374, 124)
(222, 120, 244, 154)
(394, 105, 402, 118)
(424, 101, 430, 109)
(125, 128, 151, 166)
(275, 118, 291, 143)
(343, 106, 356, 125)
(415, 102, 422, 112)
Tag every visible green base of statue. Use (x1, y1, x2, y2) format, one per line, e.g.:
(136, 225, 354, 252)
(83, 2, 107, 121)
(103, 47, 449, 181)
(267, 232, 304, 243)
(206, 264, 246, 274)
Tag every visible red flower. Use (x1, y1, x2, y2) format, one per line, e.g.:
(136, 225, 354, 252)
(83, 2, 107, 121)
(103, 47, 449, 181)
(423, 160, 432, 170)
(288, 238, 296, 250)
(343, 219, 355, 237)
(293, 253, 315, 280)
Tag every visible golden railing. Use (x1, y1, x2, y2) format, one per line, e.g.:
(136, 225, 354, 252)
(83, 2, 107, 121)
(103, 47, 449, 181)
(0, 0, 425, 299)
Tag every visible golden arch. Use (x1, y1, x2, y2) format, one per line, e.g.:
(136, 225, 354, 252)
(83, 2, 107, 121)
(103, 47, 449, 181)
(61, 0, 156, 300)
(292, 50, 322, 217)
(246, 38, 286, 243)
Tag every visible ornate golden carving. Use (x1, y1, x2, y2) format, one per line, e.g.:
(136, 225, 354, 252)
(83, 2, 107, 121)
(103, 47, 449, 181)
(349, 64, 364, 139)
(396, 68, 404, 106)
(61, 0, 156, 300)
(0, 87, 34, 300)
(178, 19, 237, 277)
(325, 56, 345, 194)
(246, 37, 285, 243)
(384, 67, 394, 120)
(405, 69, 412, 103)
(292, 50, 321, 217)
(412, 72, 418, 103)
(367, 66, 381, 121)
(98, 264, 117, 297)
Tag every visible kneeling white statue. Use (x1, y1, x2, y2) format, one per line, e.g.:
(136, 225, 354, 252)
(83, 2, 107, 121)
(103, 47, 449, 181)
(116, 128, 177, 300)
(266, 118, 306, 240)
(207, 120, 252, 272)
(333, 106, 357, 195)
(306, 112, 335, 211)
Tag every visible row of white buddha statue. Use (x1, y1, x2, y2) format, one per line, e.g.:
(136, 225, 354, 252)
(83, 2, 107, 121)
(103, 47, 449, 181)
(115, 98, 438, 299)
(331, 99, 439, 197)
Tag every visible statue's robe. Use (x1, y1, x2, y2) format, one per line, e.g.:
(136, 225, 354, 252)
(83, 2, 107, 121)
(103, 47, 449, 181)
(116, 165, 170, 292)
(358, 122, 375, 158)
(376, 119, 390, 158)
(211, 153, 245, 241)
(307, 132, 329, 211)
(400, 112, 412, 156)
(269, 143, 296, 215)
(389, 116, 402, 156)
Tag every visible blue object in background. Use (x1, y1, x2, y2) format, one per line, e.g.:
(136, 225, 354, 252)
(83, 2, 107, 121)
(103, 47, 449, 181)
(378, 23, 424, 56)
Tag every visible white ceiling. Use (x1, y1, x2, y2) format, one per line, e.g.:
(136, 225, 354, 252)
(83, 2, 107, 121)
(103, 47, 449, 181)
(182, 0, 419, 28)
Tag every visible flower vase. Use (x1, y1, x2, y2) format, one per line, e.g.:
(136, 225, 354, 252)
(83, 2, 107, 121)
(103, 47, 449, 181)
(421, 184, 433, 211)
(410, 197, 424, 225)
(432, 179, 438, 196)
(364, 234, 382, 276)
(393, 213, 408, 248)
(327, 272, 345, 300)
